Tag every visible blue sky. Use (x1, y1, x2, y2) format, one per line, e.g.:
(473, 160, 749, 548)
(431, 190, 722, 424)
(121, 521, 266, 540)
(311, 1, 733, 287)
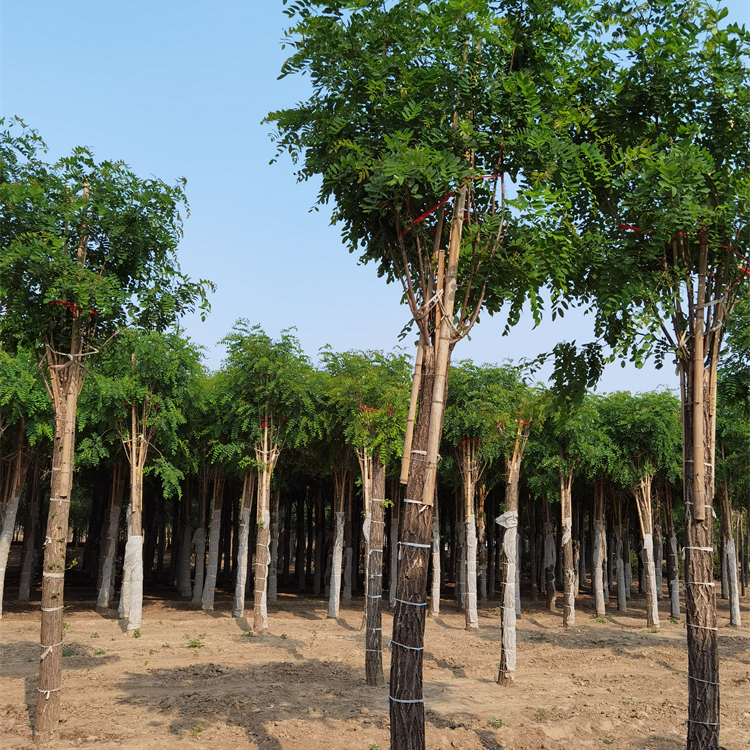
(2, 1, 747, 391)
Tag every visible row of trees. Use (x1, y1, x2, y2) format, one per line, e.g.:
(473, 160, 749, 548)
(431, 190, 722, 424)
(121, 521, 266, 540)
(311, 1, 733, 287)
(1, 0, 748, 747)
(1, 317, 748, 719)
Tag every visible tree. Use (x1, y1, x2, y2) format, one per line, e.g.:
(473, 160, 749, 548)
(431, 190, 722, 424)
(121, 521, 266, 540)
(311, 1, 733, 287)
(541, 3, 750, 743)
(600, 391, 681, 629)
(91, 329, 204, 630)
(0, 120, 211, 741)
(267, 3, 596, 744)
(0, 347, 51, 617)
(221, 324, 317, 630)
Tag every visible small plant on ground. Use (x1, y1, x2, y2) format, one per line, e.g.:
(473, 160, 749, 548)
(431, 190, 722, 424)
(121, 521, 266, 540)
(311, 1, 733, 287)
(537, 708, 548, 716)
(185, 633, 206, 649)
(62, 622, 70, 631)
(669, 616, 679, 624)
(191, 721, 208, 735)
(602, 740, 614, 745)
(62, 645, 75, 657)
(488, 717, 507, 728)
(133, 629, 141, 638)
(241, 631, 254, 638)
(280, 633, 287, 640)
(90, 632, 99, 638)
(94, 649, 105, 656)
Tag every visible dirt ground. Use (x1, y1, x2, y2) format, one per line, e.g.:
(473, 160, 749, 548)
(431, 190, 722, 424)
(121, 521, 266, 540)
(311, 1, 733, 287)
(1, 584, 748, 750)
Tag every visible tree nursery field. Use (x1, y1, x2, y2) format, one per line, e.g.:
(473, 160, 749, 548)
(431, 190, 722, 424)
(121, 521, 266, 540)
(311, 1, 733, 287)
(1, 564, 748, 750)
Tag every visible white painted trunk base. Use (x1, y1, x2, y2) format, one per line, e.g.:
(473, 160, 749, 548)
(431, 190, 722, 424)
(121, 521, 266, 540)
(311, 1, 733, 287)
(201, 508, 222, 611)
(0, 495, 21, 619)
(327, 512, 344, 618)
(233, 506, 251, 617)
(465, 518, 478, 630)
(119, 535, 143, 630)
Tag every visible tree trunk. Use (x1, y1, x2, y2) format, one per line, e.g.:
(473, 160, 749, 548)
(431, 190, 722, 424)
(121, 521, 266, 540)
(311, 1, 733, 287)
(459, 440, 480, 630)
(233, 473, 255, 618)
(389, 492, 400, 609)
(97, 465, 124, 611)
(253, 427, 279, 633)
(593, 480, 606, 618)
(176, 485, 192, 598)
(477, 485, 487, 602)
(528, 494, 537, 603)
(0, 422, 31, 618)
(365, 459, 386, 686)
(313, 488, 323, 596)
(719, 479, 740, 628)
(201, 471, 225, 611)
(18, 459, 42, 602)
(269, 490, 279, 602)
(497, 426, 530, 685)
(543, 499, 556, 611)
(430, 493, 441, 617)
(663, 482, 680, 619)
(191, 470, 209, 604)
(560, 470, 575, 629)
(634, 475, 659, 630)
(297, 491, 306, 591)
(328, 462, 348, 619)
(34, 349, 83, 743)
(389, 345, 436, 750)
(343, 475, 353, 600)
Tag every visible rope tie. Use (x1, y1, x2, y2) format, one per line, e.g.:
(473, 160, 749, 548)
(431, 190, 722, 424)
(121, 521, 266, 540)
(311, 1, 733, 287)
(684, 546, 713, 552)
(390, 696, 424, 704)
(41, 606, 64, 612)
(400, 542, 431, 549)
(42, 572, 65, 579)
(40, 641, 64, 661)
(688, 675, 719, 685)
(389, 640, 423, 652)
(685, 719, 719, 727)
(685, 581, 714, 586)
(395, 599, 427, 607)
(687, 623, 718, 632)
(38, 686, 62, 699)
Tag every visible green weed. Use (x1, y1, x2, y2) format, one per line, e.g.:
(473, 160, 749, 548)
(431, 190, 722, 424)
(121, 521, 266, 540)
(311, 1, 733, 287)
(133, 629, 141, 638)
(488, 717, 507, 728)
(90, 632, 99, 639)
(191, 721, 208, 735)
(280, 634, 287, 640)
(185, 633, 206, 649)
(94, 649, 105, 656)
(241, 631, 254, 638)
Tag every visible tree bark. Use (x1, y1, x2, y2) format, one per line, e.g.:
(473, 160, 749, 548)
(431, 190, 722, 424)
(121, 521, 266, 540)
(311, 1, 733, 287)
(477, 485, 487, 602)
(663, 482, 680, 619)
(176, 485, 192, 598)
(268, 490, 279, 602)
(365, 459, 386, 686)
(313, 487, 323, 596)
(389, 345, 436, 750)
(201, 471, 225, 612)
(430, 492, 441, 617)
(458, 440, 480, 631)
(18, 459, 42, 602)
(719, 479, 740, 627)
(543, 499, 556, 611)
(34, 349, 82, 743)
(389, 492, 400, 610)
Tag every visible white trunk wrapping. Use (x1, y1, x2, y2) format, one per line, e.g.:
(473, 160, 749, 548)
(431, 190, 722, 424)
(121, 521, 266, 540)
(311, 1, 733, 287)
(254, 508, 271, 631)
(0, 494, 21, 619)
(642, 533, 659, 629)
(616, 532, 627, 611)
(655, 527, 663, 600)
(465, 517, 478, 629)
(721, 542, 728, 599)
(201, 507, 222, 611)
(726, 539, 741, 627)
(233, 506, 251, 617)
(119, 535, 143, 630)
(625, 538, 633, 596)
(430, 516, 441, 617)
(593, 519, 606, 616)
(327, 511, 344, 618)
(191, 527, 207, 604)
(562, 519, 575, 627)
(97, 501, 122, 609)
(668, 534, 679, 619)
(457, 526, 466, 610)
(497, 510, 518, 677)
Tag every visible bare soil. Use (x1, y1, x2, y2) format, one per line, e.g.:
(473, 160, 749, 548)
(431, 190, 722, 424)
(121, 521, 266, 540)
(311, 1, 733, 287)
(1, 586, 748, 750)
